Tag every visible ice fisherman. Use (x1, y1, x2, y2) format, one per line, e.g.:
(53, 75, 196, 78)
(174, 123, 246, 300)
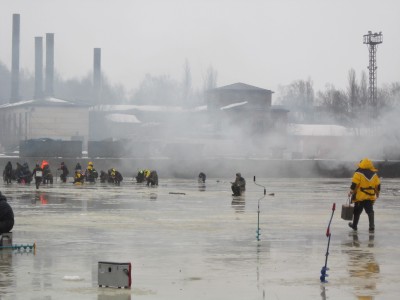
(32, 163, 43, 189)
(3, 161, 13, 184)
(231, 172, 246, 196)
(198, 172, 206, 183)
(41, 160, 53, 184)
(73, 169, 85, 184)
(348, 158, 381, 232)
(136, 169, 150, 183)
(108, 168, 123, 185)
(146, 170, 158, 186)
(0, 192, 14, 238)
(58, 162, 69, 183)
(85, 161, 98, 183)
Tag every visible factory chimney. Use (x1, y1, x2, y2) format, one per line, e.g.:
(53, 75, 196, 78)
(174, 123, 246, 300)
(10, 13, 20, 103)
(93, 47, 102, 103)
(34, 37, 44, 99)
(45, 33, 55, 98)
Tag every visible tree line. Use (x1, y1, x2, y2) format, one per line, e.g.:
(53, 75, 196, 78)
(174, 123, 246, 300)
(276, 69, 400, 127)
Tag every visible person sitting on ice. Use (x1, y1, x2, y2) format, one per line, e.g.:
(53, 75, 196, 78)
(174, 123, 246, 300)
(108, 168, 123, 185)
(231, 172, 246, 196)
(0, 191, 14, 243)
(136, 169, 150, 183)
(73, 169, 85, 184)
(99, 170, 108, 183)
(146, 170, 158, 187)
(198, 172, 206, 183)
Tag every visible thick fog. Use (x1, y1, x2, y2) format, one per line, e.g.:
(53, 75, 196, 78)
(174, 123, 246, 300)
(1, 1, 400, 178)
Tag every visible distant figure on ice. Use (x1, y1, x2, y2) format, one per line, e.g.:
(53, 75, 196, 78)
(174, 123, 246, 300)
(231, 172, 246, 196)
(32, 163, 43, 189)
(0, 192, 14, 237)
(146, 170, 158, 186)
(85, 162, 98, 183)
(198, 172, 206, 183)
(3, 161, 13, 184)
(99, 170, 108, 183)
(108, 168, 123, 185)
(73, 169, 85, 184)
(348, 158, 381, 233)
(75, 162, 82, 171)
(41, 160, 53, 184)
(58, 162, 69, 183)
(16, 162, 32, 184)
(136, 169, 150, 183)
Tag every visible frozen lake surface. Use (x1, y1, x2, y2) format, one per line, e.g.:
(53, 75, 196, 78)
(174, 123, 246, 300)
(1, 177, 399, 299)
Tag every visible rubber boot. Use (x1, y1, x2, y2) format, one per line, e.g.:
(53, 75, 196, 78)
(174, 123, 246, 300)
(349, 213, 360, 231)
(368, 212, 375, 232)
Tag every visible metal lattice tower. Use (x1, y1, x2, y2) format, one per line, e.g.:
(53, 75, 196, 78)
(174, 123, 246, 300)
(363, 31, 383, 107)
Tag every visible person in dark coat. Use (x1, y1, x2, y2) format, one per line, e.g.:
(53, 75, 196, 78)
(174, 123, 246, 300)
(198, 172, 206, 183)
(108, 168, 123, 185)
(100, 170, 108, 183)
(32, 164, 43, 189)
(58, 162, 69, 183)
(3, 161, 13, 184)
(146, 170, 158, 186)
(75, 163, 82, 171)
(231, 172, 246, 196)
(0, 192, 14, 235)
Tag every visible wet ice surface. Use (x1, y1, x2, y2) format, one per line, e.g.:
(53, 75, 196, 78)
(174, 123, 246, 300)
(1, 177, 400, 300)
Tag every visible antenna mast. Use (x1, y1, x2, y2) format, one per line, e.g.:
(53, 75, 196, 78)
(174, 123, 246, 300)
(363, 31, 383, 109)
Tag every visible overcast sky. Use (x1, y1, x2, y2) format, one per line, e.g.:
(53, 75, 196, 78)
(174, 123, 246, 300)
(1, 0, 399, 97)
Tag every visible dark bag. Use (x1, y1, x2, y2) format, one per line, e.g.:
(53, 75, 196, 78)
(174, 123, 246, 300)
(341, 197, 354, 221)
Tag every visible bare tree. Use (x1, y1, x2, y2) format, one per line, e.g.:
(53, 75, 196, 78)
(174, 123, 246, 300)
(182, 59, 192, 106)
(202, 65, 217, 92)
(276, 78, 314, 123)
(359, 71, 369, 107)
(347, 69, 360, 115)
(130, 74, 180, 105)
(317, 85, 349, 125)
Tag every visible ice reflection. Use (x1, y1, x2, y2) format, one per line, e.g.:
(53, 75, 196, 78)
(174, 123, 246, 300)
(342, 233, 380, 299)
(231, 195, 245, 213)
(0, 251, 13, 291)
(320, 284, 327, 300)
(198, 183, 206, 192)
(98, 291, 131, 300)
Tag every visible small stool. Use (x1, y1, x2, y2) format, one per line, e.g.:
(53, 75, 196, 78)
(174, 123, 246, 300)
(0, 232, 13, 247)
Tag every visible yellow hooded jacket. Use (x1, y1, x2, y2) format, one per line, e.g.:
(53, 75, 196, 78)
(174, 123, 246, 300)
(350, 158, 381, 202)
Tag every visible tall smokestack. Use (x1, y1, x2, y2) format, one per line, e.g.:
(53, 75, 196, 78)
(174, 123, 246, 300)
(34, 36, 44, 99)
(10, 13, 20, 103)
(93, 47, 102, 103)
(45, 33, 54, 98)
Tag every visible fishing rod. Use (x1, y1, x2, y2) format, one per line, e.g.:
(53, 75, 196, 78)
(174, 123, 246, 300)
(320, 203, 336, 283)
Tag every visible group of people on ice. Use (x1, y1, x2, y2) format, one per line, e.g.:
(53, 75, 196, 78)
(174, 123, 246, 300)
(2, 160, 160, 187)
(72, 162, 124, 185)
(3, 161, 53, 187)
(135, 169, 158, 186)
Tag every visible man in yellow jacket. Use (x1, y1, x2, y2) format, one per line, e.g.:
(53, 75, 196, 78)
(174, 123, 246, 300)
(348, 158, 381, 232)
